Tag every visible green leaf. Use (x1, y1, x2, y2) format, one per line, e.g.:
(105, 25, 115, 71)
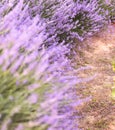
(111, 87, 115, 100)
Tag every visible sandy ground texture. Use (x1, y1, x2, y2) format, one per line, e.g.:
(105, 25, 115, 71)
(75, 24, 115, 130)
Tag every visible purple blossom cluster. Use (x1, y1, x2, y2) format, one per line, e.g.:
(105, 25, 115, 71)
(0, 0, 109, 129)
(43, 0, 108, 46)
(0, 0, 89, 130)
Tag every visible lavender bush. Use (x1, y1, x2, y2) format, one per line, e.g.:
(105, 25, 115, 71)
(41, 0, 108, 46)
(4, 0, 110, 47)
(0, 0, 112, 130)
(3, 0, 112, 45)
(96, 0, 115, 23)
(0, 0, 88, 130)
(108, 0, 115, 22)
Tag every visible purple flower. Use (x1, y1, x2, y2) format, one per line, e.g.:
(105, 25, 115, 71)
(28, 93, 38, 104)
(45, 0, 108, 45)
(0, 0, 98, 130)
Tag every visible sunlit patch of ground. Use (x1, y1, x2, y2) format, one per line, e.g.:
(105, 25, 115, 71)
(75, 24, 115, 130)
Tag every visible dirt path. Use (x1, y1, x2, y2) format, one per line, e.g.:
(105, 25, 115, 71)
(75, 24, 115, 130)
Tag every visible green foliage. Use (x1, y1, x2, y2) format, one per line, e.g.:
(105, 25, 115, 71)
(112, 86, 115, 100)
(111, 61, 115, 100)
(0, 68, 50, 130)
(98, 0, 115, 21)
